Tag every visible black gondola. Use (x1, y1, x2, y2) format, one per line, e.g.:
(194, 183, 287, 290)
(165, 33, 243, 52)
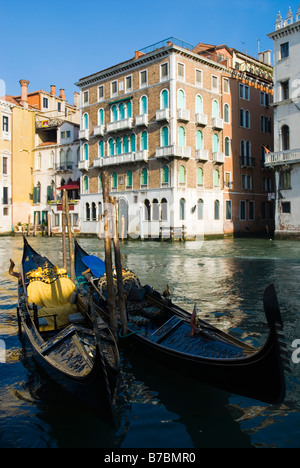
(17, 237, 120, 419)
(74, 240, 289, 405)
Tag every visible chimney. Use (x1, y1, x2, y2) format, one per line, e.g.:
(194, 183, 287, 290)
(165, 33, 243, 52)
(134, 50, 144, 59)
(50, 85, 56, 96)
(19, 79, 29, 108)
(73, 91, 80, 108)
(60, 88, 65, 100)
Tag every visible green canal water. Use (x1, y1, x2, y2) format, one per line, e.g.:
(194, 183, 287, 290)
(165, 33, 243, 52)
(0, 236, 300, 448)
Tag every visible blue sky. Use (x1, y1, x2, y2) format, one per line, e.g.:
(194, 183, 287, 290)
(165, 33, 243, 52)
(0, 0, 297, 104)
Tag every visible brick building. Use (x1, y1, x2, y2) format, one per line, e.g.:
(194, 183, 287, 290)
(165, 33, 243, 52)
(75, 38, 274, 239)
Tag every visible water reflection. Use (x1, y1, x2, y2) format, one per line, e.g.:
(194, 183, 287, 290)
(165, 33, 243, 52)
(1, 236, 300, 447)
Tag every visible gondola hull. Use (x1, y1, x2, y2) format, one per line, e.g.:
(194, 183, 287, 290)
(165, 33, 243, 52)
(75, 240, 289, 405)
(17, 237, 120, 419)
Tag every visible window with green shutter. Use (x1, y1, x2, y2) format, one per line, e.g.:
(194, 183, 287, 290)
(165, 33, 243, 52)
(141, 168, 148, 186)
(178, 126, 185, 146)
(127, 170, 132, 187)
(213, 169, 220, 187)
(84, 176, 89, 192)
(99, 140, 104, 158)
(213, 134, 219, 153)
(112, 105, 118, 122)
(109, 138, 115, 156)
(161, 89, 169, 109)
(84, 113, 88, 129)
(212, 100, 219, 118)
(140, 96, 147, 114)
(196, 95, 203, 114)
(141, 131, 148, 150)
(84, 143, 89, 160)
(119, 103, 125, 120)
(178, 165, 185, 184)
(197, 167, 203, 186)
(123, 135, 129, 153)
(178, 89, 185, 109)
(112, 172, 117, 189)
(196, 130, 203, 150)
(116, 137, 122, 155)
(98, 108, 104, 125)
(162, 126, 169, 147)
(162, 165, 169, 184)
(131, 134, 136, 151)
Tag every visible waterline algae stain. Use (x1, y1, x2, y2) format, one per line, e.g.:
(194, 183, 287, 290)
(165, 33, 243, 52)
(0, 236, 300, 448)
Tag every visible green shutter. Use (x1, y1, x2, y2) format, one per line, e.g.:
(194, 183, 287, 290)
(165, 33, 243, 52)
(178, 126, 185, 146)
(196, 95, 203, 113)
(162, 166, 169, 184)
(179, 165, 185, 184)
(116, 137, 122, 154)
(162, 90, 168, 109)
(141, 168, 147, 185)
(99, 140, 104, 157)
(197, 167, 203, 186)
(141, 131, 147, 150)
(123, 136, 129, 153)
(119, 103, 125, 120)
(213, 169, 220, 187)
(162, 126, 169, 147)
(127, 170, 132, 187)
(127, 101, 132, 118)
(112, 172, 117, 188)
(141, 96, 147, 114)
(213, 134, 219, 153)
(196, 130, 203, 150)
(178, 89, 185, 109)
(131, 134, 136, 151)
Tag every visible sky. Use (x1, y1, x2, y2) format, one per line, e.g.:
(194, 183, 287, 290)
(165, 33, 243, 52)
(0, 0, 298, 104)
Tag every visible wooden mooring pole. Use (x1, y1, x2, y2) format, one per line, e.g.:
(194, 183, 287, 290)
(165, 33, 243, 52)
(101, 171, 118, 337)
(111, 197, 128, 337)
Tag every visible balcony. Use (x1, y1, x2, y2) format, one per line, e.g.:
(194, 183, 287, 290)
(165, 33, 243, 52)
(93, 150, 148, 168)
(135, 114, 148, 127)
(195, 113, 208, 126)
(196, 149, 209, 162)
(212, 117, 224, 129)
(79, 129, 89, 140)
(213, 152, 225, 164)
(265, 149, 300, 167)
(177, 108, 190, 122)
(93, 125, 105, 136)
(78, 159, 89, 171)
(55, 163, 74, 172)
(156, 145, 191, 159)
(156, 108, 170, 121)
(240, 156, 256, 168)
(106, 118, 132, 133)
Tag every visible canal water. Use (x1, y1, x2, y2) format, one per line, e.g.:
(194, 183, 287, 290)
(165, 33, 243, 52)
(1, 236, 300, 448)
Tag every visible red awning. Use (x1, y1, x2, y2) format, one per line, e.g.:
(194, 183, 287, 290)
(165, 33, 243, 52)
(57, 182, 80, 190)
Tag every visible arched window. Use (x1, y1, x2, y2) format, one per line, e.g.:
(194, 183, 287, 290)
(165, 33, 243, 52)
(130, 133, 136, 151)
(112, 172, 117, 189)
(83, 143, 88, 161)
(225, 137, 230, 157)
(140, 96, 147, 114)
(214, 200, 220, 220)
(119, 103, 125, 120)
(83, 175, 89, 192)
(144, 199, 151, 221)
(141, 131, 148, 150)
(152, 199, 159, 220)
(116, 137, 122, 155)
(178, 165, 186, 184)
(92, 202, 97, 221)
(196, 130, 203, 150)
(213, 134, 219, 153)
(141, 168, 148, 186)
(85, 203, 90, 221)
(59, 149, 65, 167)
(99, 140, 104, 158)
(213, 169, 220, 187)
(197, 167, 203, 186)
(178, 89, 185, 109)
(83, 113, 89, 129)
(162, 165, 169, 185)
(198, 199, 204, 220)
(126, 170, 133, 187)
(123, 135, 129, 153)
(161, 198, 168, 221)
(224, 104, 230, 123)
(161, 126, 169, 147)
(66, 148, 72, 168)
(282, 125, 290, 150)
(108, 138, 115, 156)
(161, 89, 169, 109)
(112, 105, 118, 122)
(98, 108, 104, 126)
(178, 126, 185, 146)
(196, 95, 203, 114)
(180, 198, 185, 220)
(212, 100, 219, 118)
